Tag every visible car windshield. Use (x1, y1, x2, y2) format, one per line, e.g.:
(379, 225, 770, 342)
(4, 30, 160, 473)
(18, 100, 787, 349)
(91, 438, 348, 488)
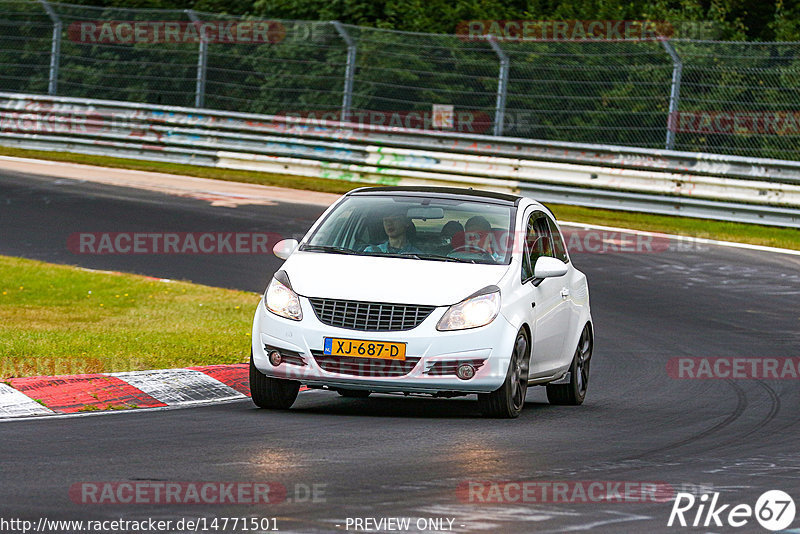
(302, 194, 515, 265)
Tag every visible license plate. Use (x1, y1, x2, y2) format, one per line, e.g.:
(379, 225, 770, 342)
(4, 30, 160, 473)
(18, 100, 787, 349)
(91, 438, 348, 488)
(323, 338, 406, 360)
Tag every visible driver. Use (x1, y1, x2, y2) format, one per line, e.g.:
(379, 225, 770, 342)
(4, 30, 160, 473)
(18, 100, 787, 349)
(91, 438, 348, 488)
(462, 215, 503, 261)
(364, 206, 420, 254)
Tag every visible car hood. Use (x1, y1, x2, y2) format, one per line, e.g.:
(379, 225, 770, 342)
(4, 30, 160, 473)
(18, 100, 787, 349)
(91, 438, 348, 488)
(282, 251, 510, 306)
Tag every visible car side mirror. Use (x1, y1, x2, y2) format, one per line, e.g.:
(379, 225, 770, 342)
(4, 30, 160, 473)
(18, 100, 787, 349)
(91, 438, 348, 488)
(273, 239, 299, 260)
(533, 256, 568, 279)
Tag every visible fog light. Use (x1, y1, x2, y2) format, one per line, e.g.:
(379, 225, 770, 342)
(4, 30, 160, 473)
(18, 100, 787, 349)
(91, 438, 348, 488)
(268, 350, 282, 366)
(456, 363, 476, 380)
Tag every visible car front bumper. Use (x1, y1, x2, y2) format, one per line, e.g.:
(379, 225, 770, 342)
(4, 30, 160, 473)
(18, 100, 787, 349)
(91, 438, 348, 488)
(251, 298, 517, 394)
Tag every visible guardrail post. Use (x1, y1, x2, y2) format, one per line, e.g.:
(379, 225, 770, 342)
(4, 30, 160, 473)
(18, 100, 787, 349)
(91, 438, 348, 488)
(487, 35, 509, 137)
(39, 0, 61, 96)
(185, 10, 208, 108)
(332, 21, 355, 122)
(661, 39, 683, 150)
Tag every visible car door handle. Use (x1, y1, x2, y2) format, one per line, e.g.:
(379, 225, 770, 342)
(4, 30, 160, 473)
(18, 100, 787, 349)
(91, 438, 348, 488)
(560, 287, 570, 299)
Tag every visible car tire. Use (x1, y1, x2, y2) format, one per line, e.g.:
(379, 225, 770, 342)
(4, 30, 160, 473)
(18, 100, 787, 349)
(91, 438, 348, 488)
(477, 328, 530, 418)
(337, 389, 371, 398)
(546, 323, 592, 406)
(249, 353, 301, 409)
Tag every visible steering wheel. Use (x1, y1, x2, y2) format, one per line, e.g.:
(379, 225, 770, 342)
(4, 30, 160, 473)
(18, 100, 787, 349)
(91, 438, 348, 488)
(450, 244, 493, 257)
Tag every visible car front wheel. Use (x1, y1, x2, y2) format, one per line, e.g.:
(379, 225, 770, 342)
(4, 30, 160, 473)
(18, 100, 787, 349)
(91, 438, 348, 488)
(477, 329, 530, 418)
(249, 352, 301, 409)
(546, 323, 592, 405)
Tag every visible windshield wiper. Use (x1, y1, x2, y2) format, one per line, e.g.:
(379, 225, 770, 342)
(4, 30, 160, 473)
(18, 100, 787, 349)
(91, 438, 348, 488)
(362, 252, 423, 260)
(363, 251, 477, 263)
(300, 245, 359, 255)
(438, 256, 478, 264)
(412, 253, 463, 263)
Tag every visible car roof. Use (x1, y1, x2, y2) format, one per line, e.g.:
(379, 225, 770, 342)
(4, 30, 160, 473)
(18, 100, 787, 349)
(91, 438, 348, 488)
(347, 186, 524, 206)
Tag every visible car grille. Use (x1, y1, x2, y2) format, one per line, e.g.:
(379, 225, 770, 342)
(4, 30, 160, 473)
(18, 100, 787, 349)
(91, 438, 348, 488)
(424, 359, 486, 376)
(311, 351, 420, 377)
(308, 298, 436, 331)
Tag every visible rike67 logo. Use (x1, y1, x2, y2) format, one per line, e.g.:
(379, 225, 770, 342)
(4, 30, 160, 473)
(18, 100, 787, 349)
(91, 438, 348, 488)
(668, 490, 796, 531)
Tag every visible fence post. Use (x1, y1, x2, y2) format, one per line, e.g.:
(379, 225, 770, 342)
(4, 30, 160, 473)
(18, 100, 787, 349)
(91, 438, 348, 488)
(661, 39, 683, 150)
(487, 35, 509, 137)
(39, 0, 61, 96)
(185, 10, 208, 108)
(332, 21, 355, 122)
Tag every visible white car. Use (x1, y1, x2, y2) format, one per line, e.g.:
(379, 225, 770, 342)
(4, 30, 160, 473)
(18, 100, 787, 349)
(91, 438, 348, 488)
(250, 186, 593, 418)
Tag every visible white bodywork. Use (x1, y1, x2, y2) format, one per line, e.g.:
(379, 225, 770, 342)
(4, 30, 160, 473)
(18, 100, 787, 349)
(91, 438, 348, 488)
(251, 193, 592, 394)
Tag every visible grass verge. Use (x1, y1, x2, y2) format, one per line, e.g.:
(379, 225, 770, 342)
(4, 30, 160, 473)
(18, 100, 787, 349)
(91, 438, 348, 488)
(0, 255, 258, 378)
(0, 146, 355, 194)
(1, 146, 797, 251)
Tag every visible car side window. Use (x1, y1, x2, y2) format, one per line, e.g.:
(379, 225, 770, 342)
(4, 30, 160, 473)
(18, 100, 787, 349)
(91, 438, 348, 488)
(527, 212, 553, 263)
(546, 216, 569, 263)
(521, 240, 533, 281)
(522, 211, 552, 280)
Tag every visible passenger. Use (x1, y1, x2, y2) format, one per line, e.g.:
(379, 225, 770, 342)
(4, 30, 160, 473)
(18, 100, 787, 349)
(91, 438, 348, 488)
(364, 207, 420, 254)
(439, 220, 464, 250)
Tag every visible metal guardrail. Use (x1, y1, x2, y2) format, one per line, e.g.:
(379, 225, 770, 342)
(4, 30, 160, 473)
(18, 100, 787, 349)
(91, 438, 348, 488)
(1, 92, 799, 228)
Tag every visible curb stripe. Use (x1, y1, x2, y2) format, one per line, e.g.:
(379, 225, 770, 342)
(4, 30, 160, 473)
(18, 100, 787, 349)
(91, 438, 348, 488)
(0, 383, 55, 417)
(2, 365, 306, 420)
(188, 364, 250, 396)
(108, 369, 246, 405)
(6, 375, 166, 413)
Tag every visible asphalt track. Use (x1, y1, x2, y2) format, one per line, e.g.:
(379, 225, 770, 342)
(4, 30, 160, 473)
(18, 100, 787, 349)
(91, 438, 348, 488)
(1, 168, 800, 533)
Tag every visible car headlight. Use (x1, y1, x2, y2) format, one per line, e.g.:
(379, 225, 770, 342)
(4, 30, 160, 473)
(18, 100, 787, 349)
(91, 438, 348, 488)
(264, 276, 302, 321)
(437, 289, 500, 331)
